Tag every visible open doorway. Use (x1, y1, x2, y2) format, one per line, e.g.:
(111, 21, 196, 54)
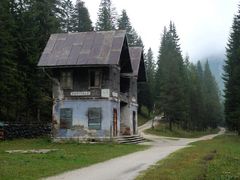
(133, 111, 136, 134)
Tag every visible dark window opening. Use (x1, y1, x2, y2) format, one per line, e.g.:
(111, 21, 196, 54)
(120, 77, 130, 93)
(89, 71, 101, 88)
(60, 108, 73, 129)
(88, 108, 101, 130)
(90, 71, 95, 87)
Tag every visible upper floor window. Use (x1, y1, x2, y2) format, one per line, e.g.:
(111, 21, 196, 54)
(120, 77, 130, 93)
(60, 71, 73, 89)
(89, 71, 102, 88)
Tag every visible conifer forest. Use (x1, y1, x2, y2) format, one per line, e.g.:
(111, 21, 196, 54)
(0, 0, 239, 134)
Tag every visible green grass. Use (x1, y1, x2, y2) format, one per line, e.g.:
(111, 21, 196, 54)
(137, 134, 240, 180)
(0, 138, 147, 180)
(145, 122, 219, 138)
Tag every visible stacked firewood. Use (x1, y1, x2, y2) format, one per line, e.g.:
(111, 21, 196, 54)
(0, 123, 51, 140)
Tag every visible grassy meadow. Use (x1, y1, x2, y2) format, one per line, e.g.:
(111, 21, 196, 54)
(0, 138, 147, 180)
(137, 134, 240, 180)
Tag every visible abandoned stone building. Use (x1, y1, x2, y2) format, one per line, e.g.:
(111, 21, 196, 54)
(37, 30, 146, 140)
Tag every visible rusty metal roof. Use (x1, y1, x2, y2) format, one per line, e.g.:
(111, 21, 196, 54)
(37, 30, 128, 67)
(129, 47, 146, 82)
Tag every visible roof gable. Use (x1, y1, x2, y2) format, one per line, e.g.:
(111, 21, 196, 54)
(38, 30, 131, 69)
(129, 47, 146, 82)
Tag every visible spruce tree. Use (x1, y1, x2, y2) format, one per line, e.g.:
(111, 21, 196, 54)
(155, 23, 186, 130)
(96, 0, 116, 31)
(144, 48, 155, 114)
(118, 10, 140, 46)
(72, 0, 93, 32)
(8, 0, 61, 122)
(29, 0, 62, 121)
(203, 61, 223, 129)
(197, 61, 204, 80)
(188, 63, 205, 130)
(0, 0, 72, 122)
(224, 4, 240, 134)
(195, 61, 206, 129)
(145, 48, 155, 95)
(0, 0, 21, 121)
(118, 10, 132, 33)
(60, 0, 75, 32)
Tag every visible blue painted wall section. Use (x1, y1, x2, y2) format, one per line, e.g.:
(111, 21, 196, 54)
(52, 99, 120, 140)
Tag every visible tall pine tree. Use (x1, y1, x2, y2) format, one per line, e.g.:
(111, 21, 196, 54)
(60, 0, 75, 32)
(95, 0, 116, 31)
(144, 48, 155, 114)
(72, 0, 93, 32)
(224, 4, 240, 135)
(5, 0, 62, 122)
(155, 22, 187, 130)
(118, 9, 141, 46)
(0, 0, 21, 121)
(188, 63, 205, 130)
(203, 61, 223, 129)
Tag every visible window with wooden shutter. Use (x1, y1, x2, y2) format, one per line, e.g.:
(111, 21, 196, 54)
(88, 108, 101, 130)
(60, 108, 73, 129)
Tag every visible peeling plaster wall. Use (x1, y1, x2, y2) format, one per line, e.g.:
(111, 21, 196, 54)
(120, 104, 130, 133)
(50, 66, 139, 139)
(52, 99, 120, 139)
(120, 103, 138, 135)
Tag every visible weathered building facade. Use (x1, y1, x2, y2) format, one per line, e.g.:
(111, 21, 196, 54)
(37, 30, 146, 141)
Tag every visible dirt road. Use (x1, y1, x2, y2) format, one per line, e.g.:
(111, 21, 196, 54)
(45, 121, 225, 180)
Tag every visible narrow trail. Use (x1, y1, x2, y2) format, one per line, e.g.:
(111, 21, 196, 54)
(45, 120, 225, 180)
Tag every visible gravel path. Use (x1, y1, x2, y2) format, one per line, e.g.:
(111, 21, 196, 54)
(45, 121, 225, 180)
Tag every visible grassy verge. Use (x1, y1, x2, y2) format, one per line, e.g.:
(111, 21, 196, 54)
(137, 134, 240, 180)
(145, 122, 219, 138)
(0, 138, 147, 180)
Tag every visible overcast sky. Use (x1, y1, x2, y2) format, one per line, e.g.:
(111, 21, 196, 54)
(75, 0, 239, 61)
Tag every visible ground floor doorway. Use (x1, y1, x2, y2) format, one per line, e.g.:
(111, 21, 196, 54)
(113, 109, 118, 136)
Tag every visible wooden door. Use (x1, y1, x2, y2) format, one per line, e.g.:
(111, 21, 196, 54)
(113, 109, 118, 136)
